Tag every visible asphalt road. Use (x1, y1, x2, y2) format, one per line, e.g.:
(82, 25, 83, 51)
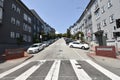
(0, 38, 120, 80)
(29, 38, 90, 60)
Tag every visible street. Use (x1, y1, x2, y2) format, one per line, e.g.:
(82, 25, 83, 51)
(0, 38, 120, 80)
(30, 38, 90, 60)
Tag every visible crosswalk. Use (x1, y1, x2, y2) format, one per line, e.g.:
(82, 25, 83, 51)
(0, 59, 120, 80)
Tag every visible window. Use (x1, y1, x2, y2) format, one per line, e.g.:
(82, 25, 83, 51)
(102, 19, 107, 27)
(16, 20, 20, 26)
(23, 13, 27, 21)
(23, 23, 26, 31)
(12, 4, 16, 11)
(108, 0, 112, 8)
(0, 0, 4, 2)
(28, 26, 31, 33)
(16, 33, 20, 38)
(0, 7, 3, 23)
(109, 14, 114, 23)
(34, 25, 36, 30)
(95, 10, 100, 20)
(23, 34, 27, 42)
(37, 27, 40, 32)
(10, 32, 15, 38)
(11, 17, 15, 24)
(28, 36, 31, 42)
(101, 6, 105, 14)
(23, 23, 28, 31)
(28, 17, 31, 23)
(94, 1, 99, 11)
(97, 23, 101, 30)
(105, 33, 108, 40)
(16, 8, 20, 14)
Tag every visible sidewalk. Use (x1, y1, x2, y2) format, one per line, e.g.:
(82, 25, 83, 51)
(88, 50, 120, 69)
(0, 53, 33, 70)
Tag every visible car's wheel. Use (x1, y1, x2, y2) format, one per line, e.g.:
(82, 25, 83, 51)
(70, 45, 73, 48)
(81, 46, 85, 50)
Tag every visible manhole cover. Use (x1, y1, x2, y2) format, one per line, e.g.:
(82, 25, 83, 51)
(59, 50, 63, 52)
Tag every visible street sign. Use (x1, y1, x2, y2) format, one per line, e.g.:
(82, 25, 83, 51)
(40, 35, 42, 39)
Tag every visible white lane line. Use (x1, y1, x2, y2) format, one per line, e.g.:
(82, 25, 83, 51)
(14, 60, 46, 80)
(70, 60, 92, 80)
(86, 60, 120, 80)
(72, 49, 84, 60)
(0, 61, 30, 79)
(44, 60, 61, 80)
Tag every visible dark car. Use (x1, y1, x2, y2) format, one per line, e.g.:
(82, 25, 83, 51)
(64, 38, 74, 45)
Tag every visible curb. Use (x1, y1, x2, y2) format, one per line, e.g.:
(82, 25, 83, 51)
(24, 55, 34, 62)
(87, 53, 96, 60)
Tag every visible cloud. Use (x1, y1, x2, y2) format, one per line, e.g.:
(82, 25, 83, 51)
(55, 31, 59, 34)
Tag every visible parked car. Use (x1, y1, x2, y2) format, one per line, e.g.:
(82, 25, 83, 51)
(27, 43, 44, 53)
(69, 41, 89, 50)
(65, 38, 74, 45)
(42, 41, 49, 48)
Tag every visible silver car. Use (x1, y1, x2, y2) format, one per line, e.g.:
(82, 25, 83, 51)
(27, 43, 43, 53)
(69, 41, 89, 50)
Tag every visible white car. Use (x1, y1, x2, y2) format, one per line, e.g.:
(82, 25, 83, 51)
(27, 43, 43, 53)
(69, 41, 89, 50)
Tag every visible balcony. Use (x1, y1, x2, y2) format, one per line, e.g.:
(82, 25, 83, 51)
(94, 4, 99, 13)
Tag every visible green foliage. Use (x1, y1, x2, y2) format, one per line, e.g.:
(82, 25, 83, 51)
(67, 29, 71, 38)
(73, 31, 84, 41)
(16, 35, 23, 45)
(62, 33, 67, 37)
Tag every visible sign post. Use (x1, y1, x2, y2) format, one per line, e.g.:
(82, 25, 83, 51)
(40, 35, 42, 42)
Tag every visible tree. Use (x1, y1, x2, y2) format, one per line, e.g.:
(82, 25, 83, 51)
(67, 29, 71, 38)
(33, 34, 40, 43)
(62, 33, 67, 37)
(74, 31, 84, 41)
(16, 35, 24, 45)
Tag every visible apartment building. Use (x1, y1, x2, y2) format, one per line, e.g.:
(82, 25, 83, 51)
(0, 0, 55, 54)
(70, 0, 94, 42)
(91, 0, 120, 45)
(0, 0, 34, 53)
(70, 0, 120, 46)
(31, 9, 44, 40)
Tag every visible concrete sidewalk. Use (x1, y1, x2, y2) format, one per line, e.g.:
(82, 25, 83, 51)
(0, 53, 33, 71)
(88, 52, 120, 69)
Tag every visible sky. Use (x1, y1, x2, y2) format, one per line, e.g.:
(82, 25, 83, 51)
(21, 0, 90, 34)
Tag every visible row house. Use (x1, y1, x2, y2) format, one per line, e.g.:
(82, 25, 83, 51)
(91, 0, 120, 46)
(0, 0, 55, 54)
(70, 0, 93, 42)
(70, 0, 120, 47)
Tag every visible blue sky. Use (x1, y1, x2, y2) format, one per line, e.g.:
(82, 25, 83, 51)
(21, 0, 90, 33)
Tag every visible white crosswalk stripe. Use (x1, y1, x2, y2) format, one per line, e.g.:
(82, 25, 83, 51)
(0, 59, 120, 80)
(86, 60, 120, 80)
(14, 60, 46, 80)
(0, 61, 30, 79)
(70, 60, 92, 80)
(44, 60, 61, 80)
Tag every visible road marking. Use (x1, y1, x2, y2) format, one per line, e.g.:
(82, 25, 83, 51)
(0, 61, 30, 79)
(44, 60, 61, 80)
(86, 60, 120, 80)
(70, 60, 92, 80)
(72, 48, 84, 60)
(14, 60, 46, 80)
